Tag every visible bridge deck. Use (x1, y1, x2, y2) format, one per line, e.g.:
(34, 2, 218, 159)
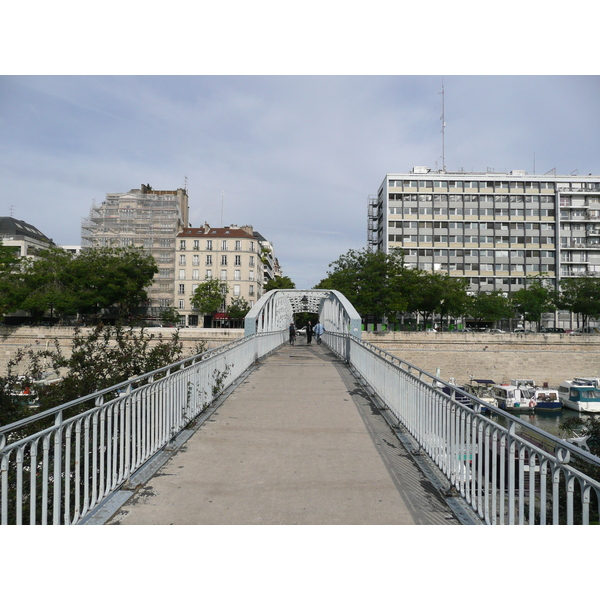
(103, 339, 462, 525)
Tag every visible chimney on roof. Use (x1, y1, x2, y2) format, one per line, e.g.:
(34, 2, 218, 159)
(203, 222, 211, 233)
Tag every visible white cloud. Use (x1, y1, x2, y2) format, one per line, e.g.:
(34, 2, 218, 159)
(1, 75, 599, 288)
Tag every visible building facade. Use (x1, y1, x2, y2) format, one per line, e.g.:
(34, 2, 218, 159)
(369, 168, 600, 301)
(252, 231, 282, 285)
(175, 224, 265, 327)
(81, 184, 189, 316)
(0, 217, 55, 256)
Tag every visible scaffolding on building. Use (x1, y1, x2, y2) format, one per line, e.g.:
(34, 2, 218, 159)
(81, 185, 189, 316)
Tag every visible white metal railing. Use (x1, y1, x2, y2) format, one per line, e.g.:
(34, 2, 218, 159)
(326, 331, 600, 525)
(0, 331, 284, 525)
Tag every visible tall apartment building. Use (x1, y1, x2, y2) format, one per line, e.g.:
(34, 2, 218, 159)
(175, 224, 265, 327)
(81, 184, 189, 316)
(369, 168, 600, 303)
(253, 231, 282, 285)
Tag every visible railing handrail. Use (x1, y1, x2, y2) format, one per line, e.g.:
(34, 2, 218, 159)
(327, 330, 600, 467)
(324, 329, 600, 525)
(1, 330, 286, 524)
(0, 332, 264, 438)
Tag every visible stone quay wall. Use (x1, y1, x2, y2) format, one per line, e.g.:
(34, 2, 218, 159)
(1, 326, 598, 389)
(0, 326, 244, 377)
(362, 331, 600, 388)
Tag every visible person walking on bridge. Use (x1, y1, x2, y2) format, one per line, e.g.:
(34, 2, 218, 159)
(289, 322, 296, 345)
(313, 321, 324, 344)
(306, 321, 313, 345)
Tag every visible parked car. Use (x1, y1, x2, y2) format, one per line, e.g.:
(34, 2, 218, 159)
(296, 326, 306, 336)
(571, 327, 600, 335)
(484, 328, 505, 333)
(540, 327, 565, 333)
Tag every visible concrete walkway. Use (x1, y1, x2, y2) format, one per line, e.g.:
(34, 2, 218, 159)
(105, 338, 463, 525)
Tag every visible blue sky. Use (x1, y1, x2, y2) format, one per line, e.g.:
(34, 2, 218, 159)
(1, 7, 599, 290)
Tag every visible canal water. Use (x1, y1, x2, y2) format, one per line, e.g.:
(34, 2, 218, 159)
(488, 407, 599, 456)
(510, 408, 584, 438)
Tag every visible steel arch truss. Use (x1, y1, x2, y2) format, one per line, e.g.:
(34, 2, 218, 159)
(244, 289, 362, 338)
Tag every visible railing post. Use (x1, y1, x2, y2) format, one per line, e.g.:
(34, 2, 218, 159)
(53, 410, 63, 525)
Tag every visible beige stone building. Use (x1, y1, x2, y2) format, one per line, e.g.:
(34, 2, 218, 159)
(175, 224, 265, 327)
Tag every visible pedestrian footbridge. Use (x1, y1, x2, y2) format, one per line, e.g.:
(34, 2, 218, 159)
(2, 290, 600, 525)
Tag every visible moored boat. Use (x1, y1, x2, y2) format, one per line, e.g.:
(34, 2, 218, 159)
(491, 384, 537, 412)
(510, 380, 563, 411)
(558, 378, 600, 413)
(463, 378, 498, 410)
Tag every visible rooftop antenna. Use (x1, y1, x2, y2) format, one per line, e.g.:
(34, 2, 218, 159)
(184, 176, 188, 191)
(10, 204, 15, 217)
(439, 78, 446, 172)
(221, 191, 224, 227)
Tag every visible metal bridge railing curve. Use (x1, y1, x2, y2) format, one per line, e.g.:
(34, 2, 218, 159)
(325, 331, 600, 525)
(0, 331, 285, 525)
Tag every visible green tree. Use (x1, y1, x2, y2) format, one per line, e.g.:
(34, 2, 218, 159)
(403, 270, 450, 329)
(511, 277, 555, 330)
(226, 297, 251, 320)
(160, 306, 180, 326)
(0, 351, 31, 426)
(7, 247, 75, 322)
(22, 324, 186, 415)
(190, 277, 227, 315)
(0, 240, 24, 316)
(555, 275, 600, 329)
(315, 248, 408, 322)
(264, 275, 295, 291)
(70, 247, 158, 318)
(469, 291, 515, 327)
(437, 275, 471, 329)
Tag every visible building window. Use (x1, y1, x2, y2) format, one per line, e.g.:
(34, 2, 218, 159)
(250, 241, 255, 252)
(235, 255, 241, 266)
(179, 269, 185, 280)
(234, 270, 241, 280)
(179, 255, 186, 265)
(249, 285, 255, 296)
(249, 256, 255, 267)
(179, 300, 185, 310)
(179, 284, 185, 295)
(234, 284, 240, 296)
(221, 270, 227, 280)
(206, 255, 212, 266)
(222, 240, 228, 251)
(206, 269, 212, 279)
(192, 255, 200, 266)
(180, 240, 186, 250)
(206, 240, 213, 250)
(192, 269, 199, 280)
(235, 241, 242, 251)
(221, 255, 228, 266)
(193, 240, 199, 250)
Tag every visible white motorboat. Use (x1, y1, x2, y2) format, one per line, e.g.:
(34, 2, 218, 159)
(558, 378, 600, 413)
